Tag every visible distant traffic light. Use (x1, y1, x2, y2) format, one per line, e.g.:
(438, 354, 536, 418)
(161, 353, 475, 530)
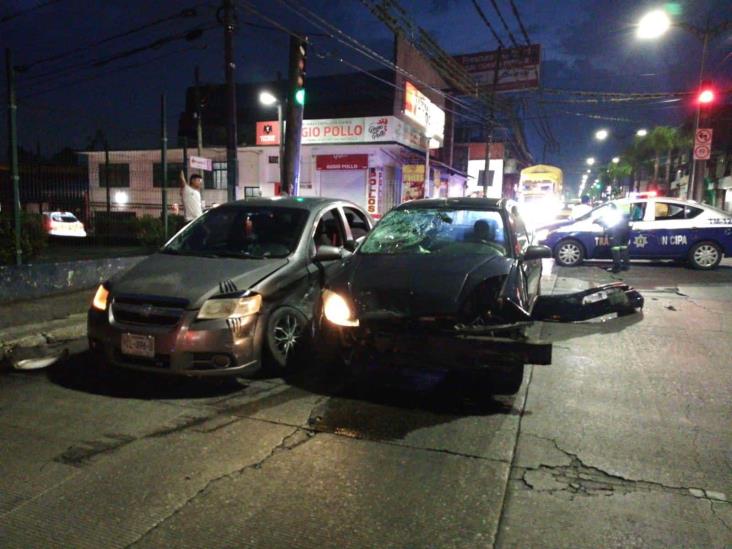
(289, 36, 307, 107)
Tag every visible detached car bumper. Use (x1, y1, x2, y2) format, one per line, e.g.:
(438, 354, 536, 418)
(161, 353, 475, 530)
(87, 307, 264, 377)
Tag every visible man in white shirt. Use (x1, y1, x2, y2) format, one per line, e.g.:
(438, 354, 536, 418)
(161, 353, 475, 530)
(180, 171, 203, 221)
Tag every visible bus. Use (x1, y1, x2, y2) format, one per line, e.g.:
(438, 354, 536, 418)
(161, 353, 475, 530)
(517, 164, 564, 226)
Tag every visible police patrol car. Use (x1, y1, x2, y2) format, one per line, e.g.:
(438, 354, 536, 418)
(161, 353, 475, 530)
(536, 196, 732, 270)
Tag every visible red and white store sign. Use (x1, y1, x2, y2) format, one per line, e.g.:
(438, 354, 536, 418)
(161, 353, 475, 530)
(316, 154, 369, 170)
(255, 116, 429, 150)
(366, 167, 382, 215)
(255, 121, 281, 145)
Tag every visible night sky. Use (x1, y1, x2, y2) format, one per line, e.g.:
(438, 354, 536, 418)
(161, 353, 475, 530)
(2, 0, 730, 192)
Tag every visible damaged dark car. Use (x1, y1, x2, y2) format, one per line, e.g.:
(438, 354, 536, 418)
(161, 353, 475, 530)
(320, 198, 643, 394)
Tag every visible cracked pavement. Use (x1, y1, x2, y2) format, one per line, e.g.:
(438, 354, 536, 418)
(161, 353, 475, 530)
(1, 260, 731, 548)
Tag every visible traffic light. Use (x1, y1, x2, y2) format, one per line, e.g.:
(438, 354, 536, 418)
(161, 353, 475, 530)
(289, 36, 307, 107)
(698, 81, 715, 107)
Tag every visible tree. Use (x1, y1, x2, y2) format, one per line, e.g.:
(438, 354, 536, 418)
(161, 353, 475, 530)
(607, 160, 632, 194)
(646, 126, 677, 185)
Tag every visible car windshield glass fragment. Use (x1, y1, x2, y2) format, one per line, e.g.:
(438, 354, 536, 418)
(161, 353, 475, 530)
(163, 206, 308, 258)
(359, 208, 507, 256)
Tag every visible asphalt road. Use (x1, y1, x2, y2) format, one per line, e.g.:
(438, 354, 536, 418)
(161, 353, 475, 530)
(1, 260, 730, 548)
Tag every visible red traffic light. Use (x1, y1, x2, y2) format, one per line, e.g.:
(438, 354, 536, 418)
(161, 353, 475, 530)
(698, 89, 714, 104)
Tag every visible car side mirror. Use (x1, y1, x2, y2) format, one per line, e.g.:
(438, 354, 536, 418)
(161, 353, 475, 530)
(524, 245, 552, 260)
(313, 245, 345, 262)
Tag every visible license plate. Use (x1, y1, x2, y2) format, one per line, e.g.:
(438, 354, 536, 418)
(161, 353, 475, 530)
(121, 333, 155, 358)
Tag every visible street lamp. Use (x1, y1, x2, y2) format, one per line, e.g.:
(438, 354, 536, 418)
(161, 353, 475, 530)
(258, 90, 285, 187)
(586, 169, 591, 173)
(636, 9, 671, 39)
(595, 129, 609, 141)
(586, 157, 595, 166)
(612, 157, 620, 164)
(636, 9, 731, 201)
(636, 128, 648, 137)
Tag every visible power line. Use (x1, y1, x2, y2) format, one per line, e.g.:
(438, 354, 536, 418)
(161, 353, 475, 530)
(470, 0, 505, 48)
(240, 0, 498, 128)
(15, 4, 206, 71)
(488, 0, 519, 47)
(507, 0, 531, 46)
(1, 0, 64, 25)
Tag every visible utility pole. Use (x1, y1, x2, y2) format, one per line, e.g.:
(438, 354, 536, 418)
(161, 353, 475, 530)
(690, 24, 710, 203)
(5, 49, 21, 265)
(283, 35, 307, 195)
(104, 141, 111, 217)
(483, 47, 502, 198)
(194, 65, 203, 157)
(161, 93, 168, 240)
(223, 0, 238, 202)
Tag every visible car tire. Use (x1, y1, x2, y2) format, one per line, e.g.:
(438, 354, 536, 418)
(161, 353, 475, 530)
(488, 363, 525, 395)
(688, 241, 722, 270)
(554, 239, 585, 267)
(266, 306, 310, 370)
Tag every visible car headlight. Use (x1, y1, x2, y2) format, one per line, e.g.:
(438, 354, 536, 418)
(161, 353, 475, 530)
(92, 284, 109, 311)
(322, 290, 359, 327)
(197, 294, 262, 320)
(534, 229, 550, 243)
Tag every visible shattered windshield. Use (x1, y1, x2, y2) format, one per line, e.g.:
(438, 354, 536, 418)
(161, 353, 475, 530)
(359, 208, 507, 256)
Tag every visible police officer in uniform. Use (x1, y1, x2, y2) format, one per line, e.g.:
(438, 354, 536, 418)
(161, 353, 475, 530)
(598, 203, 631, 273)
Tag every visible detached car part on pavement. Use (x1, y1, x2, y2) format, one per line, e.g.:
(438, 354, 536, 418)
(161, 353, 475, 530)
(320, 198, 644, 395)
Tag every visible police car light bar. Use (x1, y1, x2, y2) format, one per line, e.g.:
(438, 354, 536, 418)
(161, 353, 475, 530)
(629, 191, 657, 199)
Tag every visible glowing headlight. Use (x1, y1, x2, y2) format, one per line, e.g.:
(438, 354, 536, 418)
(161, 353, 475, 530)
(197, 294, 262, 320)
(322, 290, 359, 327)
(92, 284, 109, 311)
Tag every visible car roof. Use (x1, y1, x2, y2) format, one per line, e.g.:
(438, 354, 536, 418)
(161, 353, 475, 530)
(225, 196, 361, 212)
(396, 197, 506, 211)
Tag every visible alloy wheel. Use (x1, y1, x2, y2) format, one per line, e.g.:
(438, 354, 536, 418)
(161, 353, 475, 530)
(557, 242, 582, 266)
(693, 244, 719, 269)
(272, 312, 302, 362)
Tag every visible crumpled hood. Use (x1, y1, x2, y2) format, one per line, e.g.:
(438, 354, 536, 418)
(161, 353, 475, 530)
(109, 253, 288, 308)
(334, 253, 512, 318)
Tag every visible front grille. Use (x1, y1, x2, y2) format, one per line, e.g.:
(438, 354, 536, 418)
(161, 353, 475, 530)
(112, 295, 188, 326)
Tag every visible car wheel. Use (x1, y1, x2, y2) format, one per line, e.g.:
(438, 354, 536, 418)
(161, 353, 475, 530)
(266, 306, 309, 370)
(488, 363, 525, 395)
(554, 239, 584, 267)
(688, 241, 722, 270)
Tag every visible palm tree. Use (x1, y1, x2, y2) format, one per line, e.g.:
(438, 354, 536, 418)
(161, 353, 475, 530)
(646, 126, 676, 185)
(607, 160, 632, 194)
(666, 129, 693, 187)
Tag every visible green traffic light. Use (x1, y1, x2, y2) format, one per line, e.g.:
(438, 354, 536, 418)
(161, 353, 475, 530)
(295, 88, 306, 106)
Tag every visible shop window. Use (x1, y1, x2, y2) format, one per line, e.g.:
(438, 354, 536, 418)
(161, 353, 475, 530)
(244, 187, 261, 198)
(99, 163, 130, 188)
(204, 161, 227, 190)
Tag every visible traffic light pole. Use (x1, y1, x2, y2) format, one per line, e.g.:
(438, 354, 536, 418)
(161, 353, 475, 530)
(689, 28, 710, 203)
(161, 93, 168, 241)
(223, 0, 238, 202)
(283, 36, 307, 196)
(5, 49, 21, 265)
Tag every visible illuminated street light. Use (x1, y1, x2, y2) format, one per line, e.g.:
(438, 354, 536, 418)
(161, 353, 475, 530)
(586, 169, 591, 173)
(612, 157, 620, 164)
(636, 128, 648, 137)
(258, 91, 278, 106)
(595, 129, 609, 141)
(636, 9, 671, 39)
(586, 157, 595, 166)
